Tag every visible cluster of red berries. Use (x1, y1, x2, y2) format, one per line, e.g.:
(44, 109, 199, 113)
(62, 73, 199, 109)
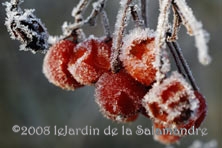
(42, 28, 207, 144)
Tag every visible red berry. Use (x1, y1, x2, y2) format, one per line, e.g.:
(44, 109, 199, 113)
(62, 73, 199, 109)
(181, 91, 207, 129)
(153, 122, 181, 144)
(120, 28, 168, 86)
(43, 40, 82, 90)
(193, 91, 207, 128)
(68, 37, 111, 85)
(95, 70, 148, 122)
(143, 72, 199, 126)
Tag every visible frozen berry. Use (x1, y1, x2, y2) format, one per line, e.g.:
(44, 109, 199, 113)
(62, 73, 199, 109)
(120, 28, 169, 86)
(193, 91, 207, 128)
(43, 40, 82, 90)
(68, 36, 111, 85)
(181, 91, 207, 129)
(95, 70, 148, 122)
(153, 122, 181, 144)
(143, 71, 199, 126)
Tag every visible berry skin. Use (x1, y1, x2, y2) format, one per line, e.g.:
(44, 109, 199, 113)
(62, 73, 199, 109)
(43, 40, 82, 90)
(68, 37, 111, 85)
(95, 70, 148, 122)
(120, 28, 167, 86)
(153, 122, 181, 144)
(142, 72, 199, 127)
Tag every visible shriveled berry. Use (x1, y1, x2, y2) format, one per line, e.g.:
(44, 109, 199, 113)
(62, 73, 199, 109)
(143, 72, 199, 126)
(153, 122, 181, 144)
(68, 36, 111, 85)
(43, 40, 82, 90)
(120, 28, 169, 86)
(95, 70, 148, 122)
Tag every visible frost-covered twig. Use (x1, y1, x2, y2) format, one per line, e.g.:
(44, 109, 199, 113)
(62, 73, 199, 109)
(173, 0, 211, 65)
(62, 0, 106, 38)
(72, 0, 89, 23)
(130, 5, 144, 27)
(140, 0, 147, 27)
(111, 0, 132, 73)
(155, 0, 171, 49)
(100, 9, 111, 38)
(155, 0, 171, 83)
(167, 3, 182, 41)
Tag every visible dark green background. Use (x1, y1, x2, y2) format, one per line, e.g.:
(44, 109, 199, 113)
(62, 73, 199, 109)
(0, 0, 221, 147)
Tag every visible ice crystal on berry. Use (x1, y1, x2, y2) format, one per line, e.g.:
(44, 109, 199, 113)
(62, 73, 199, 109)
(43, 40, 82, 90)
(143, 72, 199, 126)
(68, 36, 111, 85)
(95, 70, 148, 122)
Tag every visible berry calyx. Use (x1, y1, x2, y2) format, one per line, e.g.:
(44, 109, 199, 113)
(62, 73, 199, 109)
(68, 36, 111, 85)
(120, 28, 166, 86)
(43, 40, 82, 90)
(95, 70, 148, 122)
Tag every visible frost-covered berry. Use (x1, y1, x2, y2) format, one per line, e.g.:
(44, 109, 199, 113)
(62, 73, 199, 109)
(153, 122, 181, 144)
(68, 36, 111, 85)
(95, 70, 148, 122)
(143, 72, 199, 126)
(3, 0, 48, 53)
(120, 28, 169, 86)
(181, 91, 207, 129)
(43, 40, 82, 90)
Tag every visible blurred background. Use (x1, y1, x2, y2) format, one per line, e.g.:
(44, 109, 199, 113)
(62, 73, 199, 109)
(0, 0, 221, 147)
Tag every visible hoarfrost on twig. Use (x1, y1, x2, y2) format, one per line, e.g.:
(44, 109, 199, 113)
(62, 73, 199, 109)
(111, 0, 132, 72)
(154, 0, 171, 83)
(174, 0, 211, 65)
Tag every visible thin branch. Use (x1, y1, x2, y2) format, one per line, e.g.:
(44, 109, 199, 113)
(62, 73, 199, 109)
(172, 40, 199, 91)
(100, 10, 111, 38)
(155, 0, 172, 83)
(167, 3, 182, 41)
(166, 37, 183, 75)
(63, 0, 106, 40)
(141, 0, 147, 27)
(130, 5, 144, 28)
(111, 0, 132, 73)
(173, 0, 211, 65)
(72, 0, 89, 23)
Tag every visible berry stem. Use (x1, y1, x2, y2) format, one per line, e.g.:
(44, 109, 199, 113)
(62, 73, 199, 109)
(166, 33, 199, 91)
(166, 37, 183, 76)
(100, 10, 111, 38)
(167, 3, 182, 42)
(111, 0, 132, 73)
(130, 5, 145, 28)
(141, 0, 148, 27)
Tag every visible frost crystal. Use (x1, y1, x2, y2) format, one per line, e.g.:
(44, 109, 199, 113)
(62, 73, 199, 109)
(3, 0, 49, 53)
